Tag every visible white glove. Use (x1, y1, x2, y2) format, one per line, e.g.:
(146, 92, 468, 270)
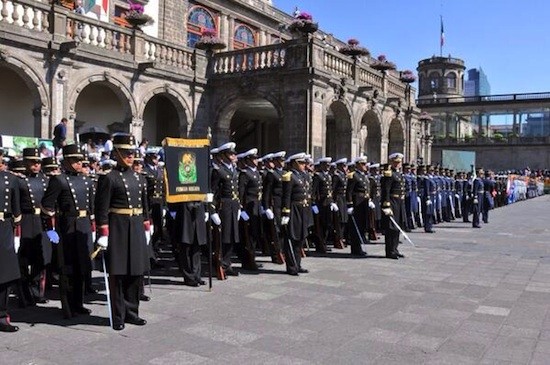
(473, 199, 479, 204)
(259, 205, 265, 215)
(204, 212, 209, 222)
(150, 225, 155, 235)
(91, 231, 96, 243)
(347, 207, 354, 215)
(265, 209, 274, 220)
(97, 235, 109, 248)
(162, 209, 167, 217)
(330, 203, 339, 212)
(240, 210, 250, 221)
(455, 194, 460, 199)
(14, 236, 20, 254)
(211, 213, 221, 226)
(206, 193, 214, 203)
(312, 205, 319, 214)
(170, 211, 177, 219)
(426, 200, 432, 206)
(281, 216, 290, 225)
(368, 200, 375, 209)
(382, 208, 393, 216)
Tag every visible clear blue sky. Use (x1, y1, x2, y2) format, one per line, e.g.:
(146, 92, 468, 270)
(274, 0, 550, 95)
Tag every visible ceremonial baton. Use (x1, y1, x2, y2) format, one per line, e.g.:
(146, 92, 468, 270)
(388, 215, 416, 247)
(350, 214, 367, 247)
(101, 252, 114, 329)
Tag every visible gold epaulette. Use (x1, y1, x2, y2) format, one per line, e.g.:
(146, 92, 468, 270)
(383, 169, 392, 177)
(346, 172, 355, 179)
(282, 171, 292, 182)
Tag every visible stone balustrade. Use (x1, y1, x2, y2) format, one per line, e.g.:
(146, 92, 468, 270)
(143, 35, 195, 70)
(212, 43, 287, 74)
(0, 0, 49, 32)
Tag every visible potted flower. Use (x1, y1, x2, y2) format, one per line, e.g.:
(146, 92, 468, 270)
(339, 38, 370, 59)
(371, 54, 396, 72)
(194, 28, 227, 51)
(288, 11, 318, 35)
(399, 70, 416, 83)
(125, 1, 154, 29)
(418, 111, 433, 122)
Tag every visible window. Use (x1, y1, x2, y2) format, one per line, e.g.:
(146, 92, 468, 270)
(428, 72, 440, 89)
(233, 25, 256, 49)
(187, 6, 217, 47)
(446, 73, 457, 89)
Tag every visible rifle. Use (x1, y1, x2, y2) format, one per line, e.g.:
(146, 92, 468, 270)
(367, 203, 378, 241)
(331, 208, 345, 249)
(210, 221, 225, 280)
(312, 207, 327, 252)
(239, 216, 257, 269)
(267, 215, 285, 264)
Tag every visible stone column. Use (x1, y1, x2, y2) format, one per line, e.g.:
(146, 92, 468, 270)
(220, 13, 229, 46)
(227, 16, 235, 51)
(130, 118, 144, 142)
(380, 136, 389, 163)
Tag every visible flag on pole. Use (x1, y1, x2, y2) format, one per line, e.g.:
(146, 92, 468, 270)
(440, 16, 445, 47)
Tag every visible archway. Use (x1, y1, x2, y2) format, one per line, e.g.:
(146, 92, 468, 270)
(325, 101, 352, 159)
(223, 98, 280, 155)
(0, 65, 42, 137)
(360, 110, 382, 163)
(74, 81, 132, 142)
(388, 118, 405, 155)
(142, 94, 188, 145)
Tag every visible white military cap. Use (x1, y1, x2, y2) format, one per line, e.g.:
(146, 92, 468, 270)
(334, 158, 348, 165)
(260, 153, 274, 162)
(210, 147, 219, 154)
(316, 157, 332, 164)
(353, 155, 368, 164)
(101, 159, 117, 167)
(217, 142, 236, 153)
(146, 147, 161, 155)
(272, 151, 286, 159)
(235, 152, 245, 159)
(388, 152, 404, 161)
(240, 148, 258, 159)
(286, 152, 307, 163)
(369, 163, 380, 168)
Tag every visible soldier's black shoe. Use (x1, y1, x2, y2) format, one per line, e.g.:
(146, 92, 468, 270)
(351, 251, 367, 257)
(140, 294, 151, 301)
(183, 281, 199, 287)
(0, 322, 19, 332)
(85, 287, 98, 295)
(113, 323, 125, 331)
(197, 279, 206, 285)
(125, 317, 147, 326)
(473, 225, 481, 228)
(386, 254, 399, 260)
(35, 297, 49, 304)
(425, 230, 435, 233)
(73, 307, 92, 315)
(298, 268, 309, 273)
(286, 270, 299, 276)
(225, 269, 239, 276)
(396, 252, 405, 258)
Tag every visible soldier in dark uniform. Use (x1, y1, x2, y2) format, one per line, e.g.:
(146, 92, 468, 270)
(420, 165, 436, 233)
(42, 157, 60, 177)
(380, 153, 407, 259)
(95, 134, 150, 330)
(345, 156, 372, 257)
(210, 142, 240, 277)
(403, 163, 415, 231)
(0, 150, 22, 332)
(454, 171, 464, 219)
(332, 158, 348, 249)
(368, 163, 382, 233)
(238, 148, 262, 271)
(18, 148, 51, 306)
(471, 169, 484, 228)
(311, 157, 336, 253)
(281, 153, 311, 275)
(482, 170, 496, 224)
(262, 151, 286, 264)
(143, 149, 165, 258)
(41, 144, 94, 318)
(463, 172, 473, 223)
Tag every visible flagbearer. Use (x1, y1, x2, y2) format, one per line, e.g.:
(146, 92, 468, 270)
(95, 134, 151, 331)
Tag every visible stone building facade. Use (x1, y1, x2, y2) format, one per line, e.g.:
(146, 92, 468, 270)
(0, 0, 430, 163)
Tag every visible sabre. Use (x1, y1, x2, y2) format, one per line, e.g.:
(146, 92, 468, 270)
(101, 252, 114, 329)
(389, 215, 416, 247)
(350, 214, 367, 248)
(416, 196, 424, 227)
(448, 195, 456, 220)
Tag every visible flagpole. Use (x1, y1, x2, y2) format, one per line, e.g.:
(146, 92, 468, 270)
(440, 15, 443, 57)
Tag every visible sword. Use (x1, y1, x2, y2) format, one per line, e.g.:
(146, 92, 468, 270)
(448, 195, 456, 220)
(388, 215, 416, 247)
(350, 214, 367, 248)
(101, 252, 114, 329)
(417, 196, 424, 227)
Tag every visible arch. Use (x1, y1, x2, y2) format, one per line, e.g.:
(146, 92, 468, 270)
(187, 5, 218, 47)
(445, 71, 457, 89)
(326, 100, 352, 159)
(233, 24, 256, 49)
(140, 86, 192, 144)
(360, 110, 382, 163)
(387, 118, 405, 156)
(67, 72, 137, 120)
(215, 93, 282, 154)
(428, 71, 441, 90)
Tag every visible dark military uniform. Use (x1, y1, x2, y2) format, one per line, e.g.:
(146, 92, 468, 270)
(0, 170, 21, 331)
(211, 162, 240, 273)
(18, 168, 51, 304)
(471, 175, 484, 228)
(282, 168, 310, 274)
(41, 167, 94, 316)
(169, 202, 206, 286)
(262, 167, 285, 263)
(238, 165, 263, 270)
(380, 167, 407, 258)
(144, 162, 165, 251)
(482, 176, 495, 223)
(95, 164, 150, 327)
(332, 168, 348, 247)
(346, 169, 370, 255)
(311, 170, 334, 253)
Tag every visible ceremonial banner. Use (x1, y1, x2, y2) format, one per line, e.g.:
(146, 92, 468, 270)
(163, 137, 210, 203)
